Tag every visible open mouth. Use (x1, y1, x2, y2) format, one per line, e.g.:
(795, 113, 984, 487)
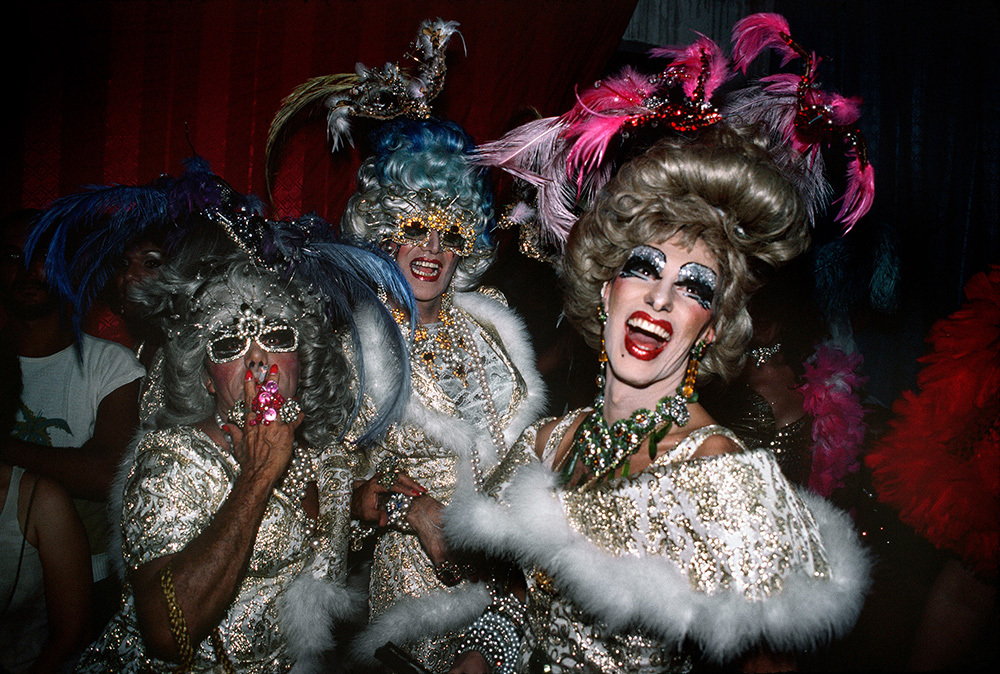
(624, 311, 672, 361)
(410, 257, 442, 282)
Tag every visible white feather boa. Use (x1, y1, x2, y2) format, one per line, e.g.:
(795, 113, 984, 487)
(446, 456, 872, 664)
(350, 584, 492, 666)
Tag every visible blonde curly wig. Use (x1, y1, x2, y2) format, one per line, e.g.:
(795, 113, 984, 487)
(561, 124, 810, 383)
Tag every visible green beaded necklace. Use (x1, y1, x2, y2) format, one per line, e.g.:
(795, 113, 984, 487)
(559, 339, 708, 485)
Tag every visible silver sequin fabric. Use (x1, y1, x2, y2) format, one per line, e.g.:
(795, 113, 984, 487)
(364, 308, 527, 671)
(76, 426, 351, 673)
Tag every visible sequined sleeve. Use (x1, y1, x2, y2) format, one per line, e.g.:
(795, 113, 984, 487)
(119, 428, 233, 571)
(480, 417, 553, 497)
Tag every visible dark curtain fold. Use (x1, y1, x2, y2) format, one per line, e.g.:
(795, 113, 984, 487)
(773, 0, 1000, 404)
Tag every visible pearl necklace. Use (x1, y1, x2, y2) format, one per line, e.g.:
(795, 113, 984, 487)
(390, 292, 505, 489)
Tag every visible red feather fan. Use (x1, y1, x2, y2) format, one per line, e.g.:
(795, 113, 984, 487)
(866, 265, 1000, 578)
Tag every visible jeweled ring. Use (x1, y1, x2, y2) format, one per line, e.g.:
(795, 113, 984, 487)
(376, 457, 401, 489)
(250, 380, 287, 426)
(279, 398, 301, 425)
(435, 560, 462, 587)
(227, 399, 247, 428)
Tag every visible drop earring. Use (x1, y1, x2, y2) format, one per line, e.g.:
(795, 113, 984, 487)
(597, 305, 608, 363)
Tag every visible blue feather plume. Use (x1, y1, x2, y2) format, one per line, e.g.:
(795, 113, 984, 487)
(266, 215, 416, 444)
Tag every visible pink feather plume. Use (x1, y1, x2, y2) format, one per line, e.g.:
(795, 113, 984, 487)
(826, 93, 863, 126)
(568, 67, 656, 117)
(732, 13, 798, 73)
(473, 117, 568, 186)
(565, 115, 631, 189)
(834, 153, 875, 232)
(650, 34, 730, 100)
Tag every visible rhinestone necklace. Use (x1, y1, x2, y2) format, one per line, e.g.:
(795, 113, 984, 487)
(559, 375, 694, 485)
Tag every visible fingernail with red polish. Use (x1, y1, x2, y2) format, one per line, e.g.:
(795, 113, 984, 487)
(245, 370, 253, 381)
(269, 364, 278, 374)
(411, 489, 421, 496)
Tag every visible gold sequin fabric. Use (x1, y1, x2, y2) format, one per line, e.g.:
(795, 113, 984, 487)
(364, 309, 528, 670)
(76, 427, 351, 673)
(501, 423, 832, 673)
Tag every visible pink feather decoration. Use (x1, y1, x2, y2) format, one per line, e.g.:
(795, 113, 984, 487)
(565, 114, 631, 189)
(800, 343, 868, 498)
(650, 34, 730, 100)
(473, 117, 568, 186)
(732, 13, 798, 73)
(834, 154, 875, 232)
(569, 67, 654, 117)
(826, 93, 863, 126)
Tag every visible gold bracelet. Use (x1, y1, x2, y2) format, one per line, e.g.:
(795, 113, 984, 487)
(158, 565, 236, 673)
(158, 565, 194, 672)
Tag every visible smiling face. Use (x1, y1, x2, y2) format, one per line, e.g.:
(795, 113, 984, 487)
(602, 236, 718, 397)
(394, 230, 461, 323)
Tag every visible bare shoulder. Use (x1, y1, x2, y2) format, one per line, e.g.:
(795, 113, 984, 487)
(689, 430, 742, 459)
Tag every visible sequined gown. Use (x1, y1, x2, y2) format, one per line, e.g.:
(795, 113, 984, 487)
(351, 290, 546, 671)
(448, 414, 871, 673)
(76, 426, 353, 673)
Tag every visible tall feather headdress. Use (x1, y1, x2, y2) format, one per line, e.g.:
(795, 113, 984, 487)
(479, 13, 875, 255)
(728, 13, 874, 231)
(476, 33, 732, 254)
(265, 18, 460, 200)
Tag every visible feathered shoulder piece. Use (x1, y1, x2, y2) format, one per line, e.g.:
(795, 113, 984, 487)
(478, 33, 732, 254)
(265, 18, 460, 198)
(728, 13, 874, 231)
(23, 157, 259, 338)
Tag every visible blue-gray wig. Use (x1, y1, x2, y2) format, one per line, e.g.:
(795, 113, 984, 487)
(341, 118, 496, 290)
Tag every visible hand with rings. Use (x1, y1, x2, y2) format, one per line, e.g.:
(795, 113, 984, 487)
(224, 364, 303, 489)
(351, 457, 427, 526)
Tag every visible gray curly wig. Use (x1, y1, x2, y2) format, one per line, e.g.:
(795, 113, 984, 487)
(340, 118, 496, 290)
(561, 124, 810, 384)
(133, 236, 354, 449)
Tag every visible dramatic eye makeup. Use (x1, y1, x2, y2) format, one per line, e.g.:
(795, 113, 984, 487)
(677, 262, 716, 310)
(619, 245, 666, 279)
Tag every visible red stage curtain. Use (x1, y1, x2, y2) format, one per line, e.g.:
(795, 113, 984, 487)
(3, 0, 637, 224)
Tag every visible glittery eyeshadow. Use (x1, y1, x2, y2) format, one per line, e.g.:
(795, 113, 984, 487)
(677, 262, 717, 309)
(620, 245, 666, 278)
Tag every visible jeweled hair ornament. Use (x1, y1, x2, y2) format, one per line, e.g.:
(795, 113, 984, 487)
(474, 34, 732, 252)
(264, 18, 461, 200)
(476, 12, 874, 251)
(24, 156, 263, 340)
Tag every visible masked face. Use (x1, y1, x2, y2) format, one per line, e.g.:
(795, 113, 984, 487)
(602, 236, 717, 394)
(204, 305, 300, 416)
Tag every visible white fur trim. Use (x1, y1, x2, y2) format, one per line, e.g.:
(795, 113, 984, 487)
(351, 583, 491, 665)
(280, 575, 366, 673)
(447, 459, 872, 663)
(359, 291, 546, 476)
